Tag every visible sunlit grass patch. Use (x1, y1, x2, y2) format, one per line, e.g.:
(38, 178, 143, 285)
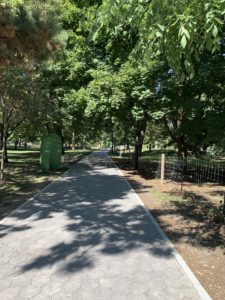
(0, 149, 92, 219)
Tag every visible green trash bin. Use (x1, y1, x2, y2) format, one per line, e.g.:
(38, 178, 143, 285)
(40, 134, 62, 172)
(40, 137, 51, 172)
(50, 134, 62, 170)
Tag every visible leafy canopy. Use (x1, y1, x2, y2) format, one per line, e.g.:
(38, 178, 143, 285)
(94, 0, 225, 79)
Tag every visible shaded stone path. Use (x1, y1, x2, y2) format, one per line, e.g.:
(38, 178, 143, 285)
(0, 150, 211, 299)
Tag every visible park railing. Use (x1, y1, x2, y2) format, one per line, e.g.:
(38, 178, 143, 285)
(127, 152, 225, 220)
(158, 155, 225, 185)
(131, 154, 225, 185)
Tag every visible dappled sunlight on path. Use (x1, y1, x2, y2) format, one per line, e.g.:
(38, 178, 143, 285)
(0, 150, 208, 299)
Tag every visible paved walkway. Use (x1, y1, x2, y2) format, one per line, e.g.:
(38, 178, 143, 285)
(0, 150, 210, 300)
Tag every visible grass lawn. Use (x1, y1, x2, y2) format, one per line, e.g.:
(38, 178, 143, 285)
(0, 149, 92, 219)
(114, 146, 225, 163)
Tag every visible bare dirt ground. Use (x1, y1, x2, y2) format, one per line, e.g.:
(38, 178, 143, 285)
(114, 158, 225, 300)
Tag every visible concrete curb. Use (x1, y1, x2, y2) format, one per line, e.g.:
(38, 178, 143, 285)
(110, 156, 212, 300)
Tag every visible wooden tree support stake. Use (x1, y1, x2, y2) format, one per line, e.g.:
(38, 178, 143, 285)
(161, 154, 165, 184)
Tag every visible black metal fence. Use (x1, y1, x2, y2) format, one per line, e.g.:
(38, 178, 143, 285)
(128, 153, 225, 219)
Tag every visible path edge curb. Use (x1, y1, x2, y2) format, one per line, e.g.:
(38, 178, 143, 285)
(110, 156, 212, 300)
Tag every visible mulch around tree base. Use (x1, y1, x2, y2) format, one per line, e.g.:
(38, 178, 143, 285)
(113, 158, 225, 300)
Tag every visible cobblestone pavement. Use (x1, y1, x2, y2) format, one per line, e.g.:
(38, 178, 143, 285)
(0, 150, 210, 300)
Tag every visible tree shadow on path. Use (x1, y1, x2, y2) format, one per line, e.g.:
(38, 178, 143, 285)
(4, 153, 174, 276)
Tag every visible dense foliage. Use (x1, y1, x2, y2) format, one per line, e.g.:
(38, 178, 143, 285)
(1, 0, 225, 178)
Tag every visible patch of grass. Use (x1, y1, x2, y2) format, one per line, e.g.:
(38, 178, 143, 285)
(112, 149, 177, 163)
(65, 149, 91, 154)
(111, 155, 130, 160)
(0, 149, 92, 219)
(150, 186, 183, 203)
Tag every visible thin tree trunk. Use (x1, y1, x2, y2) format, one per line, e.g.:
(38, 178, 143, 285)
(0, 123, 3, 149)
(223, 195, 225, 216)
(134, 122, 140, 170)
(82, 136, 85, 150)
(111, 130, 114, 154)
(138, 126, 146, 157)
(55, 126, 65, 155)
(134, 140, 139, 170)
(126, 139, 130, 150)
(0, 139, 5, 181)
(163, 116, 189, 158)
(14, 140, 18, 150)
(72, 131, 75, 151)
(177, 138, 188, 158)
(0, 117, 8, 181)
(134, 121, 147, 170)
(4, 137, 8, 163)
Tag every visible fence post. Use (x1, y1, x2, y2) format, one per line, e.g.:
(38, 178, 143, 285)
(223, 194, 225, 216)
(161, 154, 165, 183)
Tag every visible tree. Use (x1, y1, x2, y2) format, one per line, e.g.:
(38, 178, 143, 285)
(37, 0, 104, 150)
(112, 65, 156, 168)
(83, 63, 157, 168)
(0, 0, 61, 180)
(0, 0, 62, 65)
(0, 66, 37, 179)
(94, 0, 225, 79)
(152, 49, 225, 157)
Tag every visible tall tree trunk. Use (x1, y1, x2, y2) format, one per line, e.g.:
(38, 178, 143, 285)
(19, 139, 22, 147)
(163, 116, 189, 158)
(134, 137, 139, 170)
(55, 126, 65, 155)
(4, 137, 8, 163)
(111, 130, 114, 154)
(0, 116, 8, 181)
(126, 139, 130, 150)
(138, 125, 146, 157)
(72, 131, 75, 151)
(176, 137, 189, 182)
(134, 121, 147, 170)
(0, 123, 3, 149)
(177, 137, 188, 158)
(82, 136, 85, 150)
(14, 140, 18, 150)
(61, 135, 65, 155)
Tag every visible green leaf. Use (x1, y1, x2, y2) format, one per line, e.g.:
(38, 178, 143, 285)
(189, 72, 194, 80)
(156, 31, 162, 37)
(183, 27, 190, 40)
(206, 38, 213, 51)
(158, 24, 165, 32)
(184, 59, 190, 69)
(179, 25, 190, 40)
(180, 73, 185, 82)
(212, 25, 218, 37)
(181, 35, 187, 49)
